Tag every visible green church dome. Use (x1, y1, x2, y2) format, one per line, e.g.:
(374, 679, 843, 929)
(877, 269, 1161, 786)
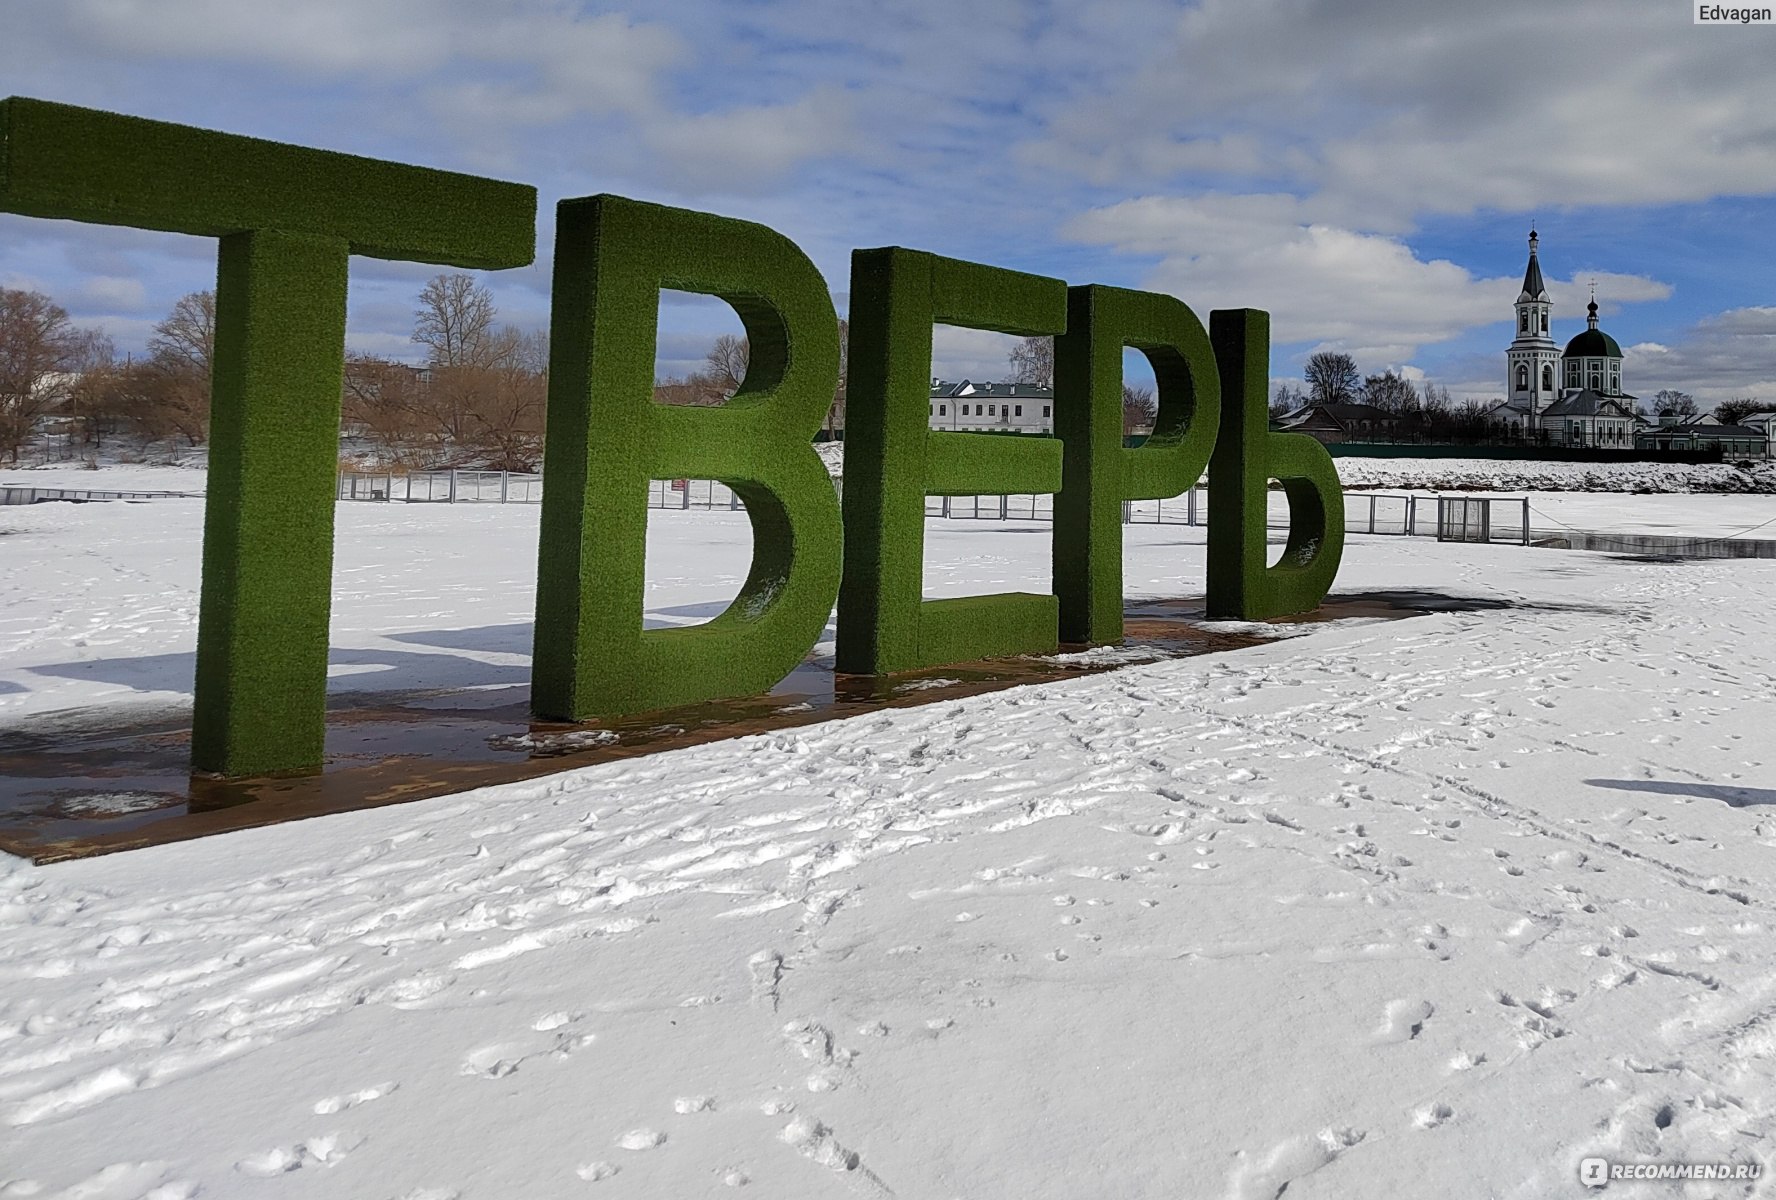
(1562, 328, 1621, 359)
(1563, 299, 1621, 359)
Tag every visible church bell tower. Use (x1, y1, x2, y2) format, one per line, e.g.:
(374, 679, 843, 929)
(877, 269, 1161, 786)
(1505, 230, 1561, 421)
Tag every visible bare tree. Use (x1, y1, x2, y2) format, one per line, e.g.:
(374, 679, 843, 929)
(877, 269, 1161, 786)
(457, 360, 546, 471)
(653, 374, 715, 406)
(1008, 336, 1053, 388)
(1652, 389, 1699, 421)
(1418, 381, 1453, 419)
(1121, 383, 1156, 435)
(1448, 397, 1499, 439)
(1304, 351, 1359, 405)
(1360, 371, 1419, 415)
(1271, 383, 1307, 419)
(0, 288, 93, 462)
(508, 327, 549, 377)
(413, 273, 500, 369)
(825, 317, 847, 439)
(148, 291, 215, 375)
(63, 341, 128, 450)
(134, 290, 218, 446)
(1713, 397, 1768, 426)
(343, 354, 429, 461)
(702, 333, 749, 402)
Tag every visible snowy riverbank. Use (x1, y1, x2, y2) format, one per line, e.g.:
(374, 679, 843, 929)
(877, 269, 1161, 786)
(10, 448, 1776, 498)
(2, 504, 1775, 1197)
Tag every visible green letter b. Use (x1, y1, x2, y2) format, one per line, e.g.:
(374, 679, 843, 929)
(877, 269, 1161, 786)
(531, 196, 842, 720)
(1206, 309, 1344, 619)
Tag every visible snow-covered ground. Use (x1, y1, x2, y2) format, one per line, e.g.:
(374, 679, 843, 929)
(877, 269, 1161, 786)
(1334, 456, 1776, 496)
(0, 463, 210, 496)
(4, 493, 1776, 1198)
(13, 445, 1776, 499)
(1362, 491, 1776, 541)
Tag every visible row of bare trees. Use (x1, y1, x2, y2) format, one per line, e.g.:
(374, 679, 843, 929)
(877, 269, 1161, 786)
(1277, 351, 1540, 443)
(653, 326, 849, 440)
(0, 274, 547, 470)
(0, 287, 216, 463)
(343, 275, 550, 471)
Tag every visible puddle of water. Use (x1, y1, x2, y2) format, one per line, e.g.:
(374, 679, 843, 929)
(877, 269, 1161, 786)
(1, 591, 1455, 863)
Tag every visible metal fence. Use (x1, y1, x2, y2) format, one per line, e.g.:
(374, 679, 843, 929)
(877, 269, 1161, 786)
(0, 486, 203, 505)
(338, 470, 543, 503)
(329, 474, 1776, 557)
(335, 471, 1554, 548)
(920, 488, 1533, 543)
(648, 478, 748, 510)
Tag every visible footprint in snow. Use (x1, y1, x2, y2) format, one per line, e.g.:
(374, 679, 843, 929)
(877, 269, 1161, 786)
(1376, 999, 1434, 1044)
(460, 1045, 524, 1079)
(234, 1131, 364, 1176)
(1414, 1101, 1455, 1129)
(1224, 1126, 1365, 1200)
(313, 1081, 397, 1114)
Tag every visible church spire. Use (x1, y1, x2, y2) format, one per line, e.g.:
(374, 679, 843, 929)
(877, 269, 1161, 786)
(1518, 228, 1547, 301)
(1587, 280, 1599, 330)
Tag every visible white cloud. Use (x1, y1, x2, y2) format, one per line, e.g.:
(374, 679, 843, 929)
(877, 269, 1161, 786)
(11, 2, 846, 198)
(62, 0, 459, 74)
(931, 326, 1030, 384)
(1064, 194, 1669, 363)
(344, 329, 425, 362)
(419, 9, 684, 136)
(70, 276, 150, 314)
(641, 87, 856, 193)
(1025, 0, 1776, 224)
(1624, 307, 1776, 405)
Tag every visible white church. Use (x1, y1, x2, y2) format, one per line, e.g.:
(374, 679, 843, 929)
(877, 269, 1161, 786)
(1490, 231, 1639, 448)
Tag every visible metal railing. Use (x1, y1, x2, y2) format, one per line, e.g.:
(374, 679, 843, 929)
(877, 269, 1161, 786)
(357, 473, 1776, 559)
(648, 478, 748, 510)
(923, 488, 1534, 543)
(0, 485, 203, 505)
(338, 470, 542, 503)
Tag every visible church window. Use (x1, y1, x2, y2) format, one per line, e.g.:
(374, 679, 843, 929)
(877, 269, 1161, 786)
(1540, 312, 1548, 333)
(1516, 365, 1528, 391)
(1519, 313, 1528, 332)
(1542, 364, 1554, 391)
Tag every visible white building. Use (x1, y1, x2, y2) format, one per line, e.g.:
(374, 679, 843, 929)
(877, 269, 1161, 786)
(1490, 232, 1638, 449)
(928, 379, 1052, 434)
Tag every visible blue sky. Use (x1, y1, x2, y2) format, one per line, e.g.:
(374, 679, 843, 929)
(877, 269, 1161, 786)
(2, 0, 1774, 407)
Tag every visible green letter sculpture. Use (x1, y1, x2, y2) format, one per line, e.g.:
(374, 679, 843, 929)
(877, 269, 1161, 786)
(837, 249, 1067, 673)
(0, 97, 535, 776)
(531, 196, 843, 720)
(1206, 309, 1344, 619)
(1052, 285, 1220, 644)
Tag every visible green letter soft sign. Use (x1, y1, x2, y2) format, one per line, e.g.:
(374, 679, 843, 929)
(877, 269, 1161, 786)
(1206, 309, 1344, 619)
(531, 196, 843, 720)
(0, 98, 535, 776)
(1052, 285, 1220, 645)
(837, 249, 1067, 674)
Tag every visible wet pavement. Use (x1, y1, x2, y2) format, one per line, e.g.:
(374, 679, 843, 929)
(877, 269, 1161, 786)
(0, 591, 1466, 863)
